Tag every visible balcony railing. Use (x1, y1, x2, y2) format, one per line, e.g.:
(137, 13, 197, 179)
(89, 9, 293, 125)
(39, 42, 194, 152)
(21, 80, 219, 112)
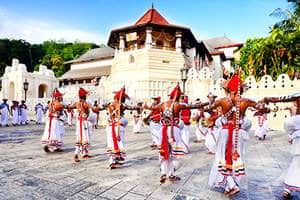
(123, 45, 176, 52)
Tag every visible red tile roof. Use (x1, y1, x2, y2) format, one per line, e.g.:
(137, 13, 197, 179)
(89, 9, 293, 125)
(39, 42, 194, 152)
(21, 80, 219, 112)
(135, 8, 169, 26)
(214, 43, 243, 49)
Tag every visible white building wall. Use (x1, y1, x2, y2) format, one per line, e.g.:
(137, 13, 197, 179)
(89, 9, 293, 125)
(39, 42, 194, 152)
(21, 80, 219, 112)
(70, 58, 113, 70)
(186, 67, 300, 131)
(0, 59, 58, 101)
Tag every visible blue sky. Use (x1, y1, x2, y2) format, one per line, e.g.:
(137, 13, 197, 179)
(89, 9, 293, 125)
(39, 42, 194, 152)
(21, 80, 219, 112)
(0, 0, 291, 44)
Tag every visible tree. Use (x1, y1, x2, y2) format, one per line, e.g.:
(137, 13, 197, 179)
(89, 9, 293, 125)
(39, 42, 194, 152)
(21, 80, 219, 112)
(239, 0, 300, 80)
(0, 38, 101, 77)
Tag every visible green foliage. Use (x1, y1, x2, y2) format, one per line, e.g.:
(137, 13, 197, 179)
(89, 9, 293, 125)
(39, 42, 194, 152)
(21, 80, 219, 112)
(0, 39, 101, 77)
(240, 1, 300, 80)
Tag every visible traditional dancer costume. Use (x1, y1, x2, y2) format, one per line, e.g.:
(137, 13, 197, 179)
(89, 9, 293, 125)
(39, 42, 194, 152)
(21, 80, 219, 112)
(192, 106, 207, 143)
(93, 101, 100, 129)
(106, 87, 139, 169)
(254, 111, 268, 140)
(203, 93, 219, 154)
(208, 74, 270, 196)
(264, 93, 300, 198)
(144, 84, 206, 183)
(70, 88, 101, 162)
(133, 106, 143, 134)
(180, 96, 191, 153)
(66, 105, 74, 126)
(35, 103, 44, 124)
(145, 97, 162, 149)
(41, 89, 66, 152)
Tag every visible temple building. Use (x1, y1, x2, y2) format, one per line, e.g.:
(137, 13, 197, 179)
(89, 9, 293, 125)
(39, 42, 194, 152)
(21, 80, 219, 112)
(59, 46, 114, 86)
(106, 6, 210, 100)
(58, 6, 243, 101)
(203, 36, 243, 78)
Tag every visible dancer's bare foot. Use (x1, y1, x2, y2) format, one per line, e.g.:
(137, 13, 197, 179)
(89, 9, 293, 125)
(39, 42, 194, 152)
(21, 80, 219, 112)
(43, 146, 50, 153)
(283, 191, 291, 199)
(74, 154, 80, 162)
(224, 190, 230, 195)
(160, 175, 167, 184)
(109, 163, 121, 170)
(169, 175, 181, 182)
(82, 154, 91, 159)
(227, 187, 240, 196)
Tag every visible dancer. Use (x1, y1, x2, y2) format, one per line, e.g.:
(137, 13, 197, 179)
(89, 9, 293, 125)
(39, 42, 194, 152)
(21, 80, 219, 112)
(69, 88, 102, 162)
(264, 93, 300, 199)
(41, 89, 66, 152)
(93, 100, 100, 129)
(191, 99, 207, 143)
(66, 103, 74, 127)
(207, 73, 270, 196)
(203, 93, 220, 154)
(179, 95, 191, 153)
(106, 87, 140, 169)
(144, 96, 162, 149)
(144, 84, 206, 183)
(133, 103, 143, 134)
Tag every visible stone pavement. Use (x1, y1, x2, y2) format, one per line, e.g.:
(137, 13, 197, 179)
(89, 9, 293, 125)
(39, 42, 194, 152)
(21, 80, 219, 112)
(0, 123, 299, 200)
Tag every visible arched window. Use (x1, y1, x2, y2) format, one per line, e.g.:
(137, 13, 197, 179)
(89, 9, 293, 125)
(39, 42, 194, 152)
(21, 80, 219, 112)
(38, 84, 48, 98)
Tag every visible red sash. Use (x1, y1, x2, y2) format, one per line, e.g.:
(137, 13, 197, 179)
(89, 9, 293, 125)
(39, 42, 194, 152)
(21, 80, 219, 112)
(160, 125, 169, 160)
(160, 118, 179, 160)
(111, 121, 120, 152)
(181, 109, 191, 124)
(223, 122, 235, 167)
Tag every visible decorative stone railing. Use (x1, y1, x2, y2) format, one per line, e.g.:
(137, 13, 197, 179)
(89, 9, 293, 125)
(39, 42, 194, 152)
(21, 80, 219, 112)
(186, 67, 300, 130)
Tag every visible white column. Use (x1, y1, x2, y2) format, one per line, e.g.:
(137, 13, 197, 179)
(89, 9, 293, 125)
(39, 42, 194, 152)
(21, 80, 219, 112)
(176, 31, 182, 52)
(119, 35, 125, 51)
(145, 27, 152, 49)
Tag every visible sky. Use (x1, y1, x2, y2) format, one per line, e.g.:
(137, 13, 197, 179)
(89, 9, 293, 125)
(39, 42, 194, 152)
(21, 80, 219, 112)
(0, 0, 291, 44)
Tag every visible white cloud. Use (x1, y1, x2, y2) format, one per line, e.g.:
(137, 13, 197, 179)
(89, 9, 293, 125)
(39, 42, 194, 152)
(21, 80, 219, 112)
(0, 7, 105, 44)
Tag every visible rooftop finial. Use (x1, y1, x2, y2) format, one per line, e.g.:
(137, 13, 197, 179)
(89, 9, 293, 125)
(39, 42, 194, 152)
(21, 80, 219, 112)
(151, 3, 154, 9)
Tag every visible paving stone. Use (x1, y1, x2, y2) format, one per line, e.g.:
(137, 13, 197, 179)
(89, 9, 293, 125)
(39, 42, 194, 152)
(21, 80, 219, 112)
(0, 125, 299, 199)
(61, 180, 96, 196)
(67, 191, 96, 200)
(120, 192, 146, 200)
(98, 188, 128, 199)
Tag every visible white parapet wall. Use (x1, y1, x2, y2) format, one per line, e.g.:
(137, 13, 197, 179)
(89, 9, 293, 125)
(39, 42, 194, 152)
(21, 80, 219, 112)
(186, 67, 300, 131)
(0, 58, 58, 102)
(7, 63, 299, 131)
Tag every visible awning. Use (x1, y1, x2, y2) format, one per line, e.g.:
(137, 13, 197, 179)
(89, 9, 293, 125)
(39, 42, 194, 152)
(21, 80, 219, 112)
(58, 66, 111, 80)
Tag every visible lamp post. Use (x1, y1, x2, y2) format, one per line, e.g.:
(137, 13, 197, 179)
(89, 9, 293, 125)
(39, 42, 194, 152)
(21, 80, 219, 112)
(23, 79, 29, 102)
(180, 65, 189, 94)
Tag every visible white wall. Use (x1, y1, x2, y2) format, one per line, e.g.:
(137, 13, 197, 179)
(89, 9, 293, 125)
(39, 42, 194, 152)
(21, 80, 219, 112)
(186, 67, 300, 131)
(0, 59, 58, 101)
(70, 58, 113, 70)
